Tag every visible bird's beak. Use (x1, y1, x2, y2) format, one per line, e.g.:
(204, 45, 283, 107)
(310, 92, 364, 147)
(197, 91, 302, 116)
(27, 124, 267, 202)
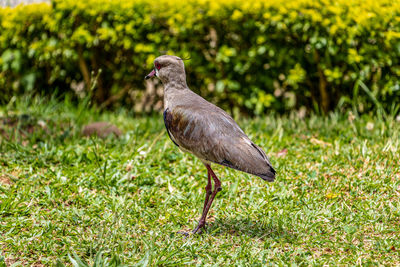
(145, 69, 156, 80)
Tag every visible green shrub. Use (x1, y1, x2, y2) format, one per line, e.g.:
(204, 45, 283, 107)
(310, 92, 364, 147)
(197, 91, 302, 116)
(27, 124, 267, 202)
(1, 0, 399, 114)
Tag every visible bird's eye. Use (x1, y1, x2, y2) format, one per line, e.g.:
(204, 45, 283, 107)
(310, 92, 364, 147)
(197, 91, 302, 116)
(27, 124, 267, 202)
(155, 62, 161, 70)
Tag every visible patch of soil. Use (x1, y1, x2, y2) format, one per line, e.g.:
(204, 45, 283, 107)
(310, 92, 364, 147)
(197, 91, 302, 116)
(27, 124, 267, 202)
(0, 175, 12, 185)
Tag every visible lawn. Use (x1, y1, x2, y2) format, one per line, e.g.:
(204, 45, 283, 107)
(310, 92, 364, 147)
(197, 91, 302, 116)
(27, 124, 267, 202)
(1, 96, 399, 265)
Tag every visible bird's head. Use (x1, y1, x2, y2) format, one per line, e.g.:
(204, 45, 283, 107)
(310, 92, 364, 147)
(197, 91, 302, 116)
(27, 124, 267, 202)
(145, 55, 187, 85)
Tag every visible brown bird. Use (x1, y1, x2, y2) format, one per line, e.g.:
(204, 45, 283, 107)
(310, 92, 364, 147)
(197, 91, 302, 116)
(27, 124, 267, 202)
(145, 55, 275, 234)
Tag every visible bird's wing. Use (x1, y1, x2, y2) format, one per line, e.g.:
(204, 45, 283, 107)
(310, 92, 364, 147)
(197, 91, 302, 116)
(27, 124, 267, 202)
(163, 103, 275, 181)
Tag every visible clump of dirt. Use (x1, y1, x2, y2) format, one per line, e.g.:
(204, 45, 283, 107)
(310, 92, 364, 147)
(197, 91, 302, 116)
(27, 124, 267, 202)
(0, 175, 12, 185)
(82, 121, 123, 138)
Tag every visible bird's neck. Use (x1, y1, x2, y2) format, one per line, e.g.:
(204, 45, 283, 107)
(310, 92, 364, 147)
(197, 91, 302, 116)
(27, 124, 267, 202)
(161, 74, 187, 90)
(163, 80, 189, 110)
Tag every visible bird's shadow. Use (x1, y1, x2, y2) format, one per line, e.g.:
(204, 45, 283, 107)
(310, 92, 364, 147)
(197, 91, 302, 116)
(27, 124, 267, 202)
(206, 216, 297, 243)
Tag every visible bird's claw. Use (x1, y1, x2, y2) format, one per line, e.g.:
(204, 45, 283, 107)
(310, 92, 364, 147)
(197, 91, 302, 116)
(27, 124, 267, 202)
(192, 227, 201, 234)
(192, 221, 208, 234)
(177, 231, 190, 238)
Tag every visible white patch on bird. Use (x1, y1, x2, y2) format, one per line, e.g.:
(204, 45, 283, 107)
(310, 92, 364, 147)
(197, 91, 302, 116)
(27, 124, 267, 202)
(192, 123, 200, 137)
(183, 121, 192, 136)
(208, 121, 216, 133)
(168, 130, 178, 144)
(242, 137, 252, 146)
(155, 68, 159, 77)
(221, 116, 231, 125)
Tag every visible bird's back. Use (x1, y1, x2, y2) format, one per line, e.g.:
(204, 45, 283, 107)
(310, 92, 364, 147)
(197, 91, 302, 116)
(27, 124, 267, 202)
(164, 89, 275, 181)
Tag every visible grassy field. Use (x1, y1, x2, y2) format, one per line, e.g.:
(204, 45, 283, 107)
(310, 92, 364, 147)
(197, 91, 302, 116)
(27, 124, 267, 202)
(0, 96, 399, 266)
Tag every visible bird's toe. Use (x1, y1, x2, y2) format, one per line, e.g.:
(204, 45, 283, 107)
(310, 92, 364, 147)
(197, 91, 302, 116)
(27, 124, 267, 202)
(192, 221, 208, 234)
(177, 231, 190, 238)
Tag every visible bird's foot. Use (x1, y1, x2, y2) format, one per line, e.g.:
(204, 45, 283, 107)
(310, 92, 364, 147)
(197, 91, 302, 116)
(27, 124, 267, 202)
(177, 222, 208, 237)
(192, 221, 207, 234)
(177, 231, 190, 238)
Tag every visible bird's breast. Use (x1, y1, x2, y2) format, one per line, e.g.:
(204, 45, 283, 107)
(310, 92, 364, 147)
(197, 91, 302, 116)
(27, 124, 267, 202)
(163, 108, 180, 147)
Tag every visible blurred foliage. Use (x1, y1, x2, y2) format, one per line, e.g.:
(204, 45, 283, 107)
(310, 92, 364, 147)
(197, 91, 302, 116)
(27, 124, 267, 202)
(0, 0, 399, 114)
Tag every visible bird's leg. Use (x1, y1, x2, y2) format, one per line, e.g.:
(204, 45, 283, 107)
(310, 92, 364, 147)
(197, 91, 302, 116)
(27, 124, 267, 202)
(201, 170, 213, 215)
(192, 164, 222, 234)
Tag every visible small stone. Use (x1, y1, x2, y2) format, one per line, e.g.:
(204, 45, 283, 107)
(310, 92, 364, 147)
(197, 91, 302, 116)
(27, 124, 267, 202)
(82, 122, 122, 138)
(348, 112, 355, 123)
(126, 160, 133, 171)
(37, 119, 47, 129)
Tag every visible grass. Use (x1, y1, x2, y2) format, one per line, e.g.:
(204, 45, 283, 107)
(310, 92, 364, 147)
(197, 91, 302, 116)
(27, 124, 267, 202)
(0, 96, 399, 266)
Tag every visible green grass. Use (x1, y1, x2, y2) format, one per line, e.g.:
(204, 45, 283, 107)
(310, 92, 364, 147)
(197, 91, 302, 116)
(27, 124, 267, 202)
(1, 96, 399, 266)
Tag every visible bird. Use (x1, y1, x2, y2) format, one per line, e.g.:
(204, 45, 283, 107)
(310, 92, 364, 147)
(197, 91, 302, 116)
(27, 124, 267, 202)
(145, 55, 275, 234)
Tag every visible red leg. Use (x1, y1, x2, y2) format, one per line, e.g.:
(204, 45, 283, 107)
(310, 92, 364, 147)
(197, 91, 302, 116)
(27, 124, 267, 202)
(192, 164, 221, 234)
(202, 170, 212, 215)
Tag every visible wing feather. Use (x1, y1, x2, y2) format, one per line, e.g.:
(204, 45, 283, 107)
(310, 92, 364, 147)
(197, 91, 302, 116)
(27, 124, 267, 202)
(164, 100, 275, 181)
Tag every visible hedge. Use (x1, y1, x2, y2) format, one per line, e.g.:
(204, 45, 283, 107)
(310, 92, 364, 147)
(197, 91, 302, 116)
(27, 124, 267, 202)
(0, 0, 399, 114)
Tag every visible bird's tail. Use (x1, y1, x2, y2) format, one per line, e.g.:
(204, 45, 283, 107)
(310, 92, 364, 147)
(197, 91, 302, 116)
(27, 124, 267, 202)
(250, 142, 276, 182)
(256, 165, 276, 182)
